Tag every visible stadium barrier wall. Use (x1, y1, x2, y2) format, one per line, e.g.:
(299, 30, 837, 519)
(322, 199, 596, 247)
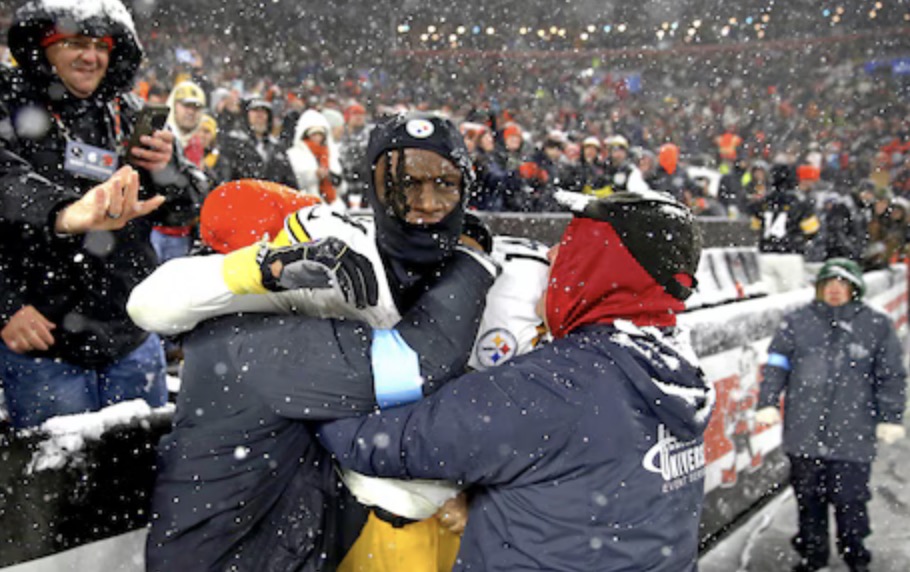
(1, 257, 905, 570)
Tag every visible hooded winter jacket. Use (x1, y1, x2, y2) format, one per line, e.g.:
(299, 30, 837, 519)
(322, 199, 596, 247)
(319, 209, 714, 572)
(758, 300, 906, 463)
(0, 0, 205, 368)
(286, 109, 343, 198)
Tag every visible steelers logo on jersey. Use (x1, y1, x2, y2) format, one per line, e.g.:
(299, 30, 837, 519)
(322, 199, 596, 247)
(475, 328, 519, 369)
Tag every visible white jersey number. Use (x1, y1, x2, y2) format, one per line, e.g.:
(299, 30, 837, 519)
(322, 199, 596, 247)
(762, 212, 788, 240)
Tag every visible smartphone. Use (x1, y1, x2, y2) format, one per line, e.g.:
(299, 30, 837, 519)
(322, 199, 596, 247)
(127, 104, 169, 158)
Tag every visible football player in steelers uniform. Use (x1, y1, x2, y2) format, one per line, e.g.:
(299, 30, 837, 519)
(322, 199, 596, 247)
(132, 112, 550, 571)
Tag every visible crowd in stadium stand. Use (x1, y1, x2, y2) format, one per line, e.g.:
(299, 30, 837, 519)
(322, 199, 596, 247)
(2, 2, 909, 271)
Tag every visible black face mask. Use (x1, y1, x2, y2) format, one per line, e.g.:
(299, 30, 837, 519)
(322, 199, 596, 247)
(365, 113, 474, 268)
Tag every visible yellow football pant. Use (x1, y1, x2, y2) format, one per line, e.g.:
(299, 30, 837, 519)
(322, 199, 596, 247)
(339, 512, 461, 572)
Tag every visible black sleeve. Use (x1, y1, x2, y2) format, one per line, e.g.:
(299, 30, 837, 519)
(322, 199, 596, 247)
(199, 249, 495, 421)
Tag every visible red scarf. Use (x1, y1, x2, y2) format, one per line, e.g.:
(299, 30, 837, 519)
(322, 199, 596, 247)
(304, 139, 337, 203)
(546, 217, 687, 338)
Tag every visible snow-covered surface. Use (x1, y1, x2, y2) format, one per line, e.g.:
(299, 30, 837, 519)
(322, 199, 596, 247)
(700, 434, 910, 572)
(32, 0, 138, 37)
(22, 400, 175, 474)
(1, 530, 145, 572)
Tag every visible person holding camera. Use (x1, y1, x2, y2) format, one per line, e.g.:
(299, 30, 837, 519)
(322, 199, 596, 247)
(0, 0, 206, 429)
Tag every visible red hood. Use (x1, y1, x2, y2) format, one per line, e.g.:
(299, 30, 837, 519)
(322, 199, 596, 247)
(546, 217, 686, 338)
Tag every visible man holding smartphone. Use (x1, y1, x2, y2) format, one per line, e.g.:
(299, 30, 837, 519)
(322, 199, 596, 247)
(0, 0, 206, 429)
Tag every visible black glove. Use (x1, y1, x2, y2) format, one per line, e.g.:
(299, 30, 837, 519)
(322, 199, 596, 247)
(258, 237, 379, 308)
(461, 212, 493, 254)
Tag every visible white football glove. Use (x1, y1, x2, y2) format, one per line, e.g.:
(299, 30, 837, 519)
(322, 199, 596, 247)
(755, 406, 782, 426)
(876, 423, 906, 445)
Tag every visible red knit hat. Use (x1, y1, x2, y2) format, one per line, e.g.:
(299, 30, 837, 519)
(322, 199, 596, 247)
(200, 180, 321, 254)
(344, 103, 366, 123)
(797, 164, 821, 182)
(502, 123, 522, 140)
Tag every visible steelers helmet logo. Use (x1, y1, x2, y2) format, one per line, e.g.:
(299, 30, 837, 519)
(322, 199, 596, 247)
(406, 119, 435, 139)
(475, 328, 518, 369)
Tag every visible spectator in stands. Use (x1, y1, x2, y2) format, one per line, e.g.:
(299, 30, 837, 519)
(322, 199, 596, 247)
(150, 81, 209, 264)
(863, 188, 902, 270)
(756, 259, 906, 572)
(602, 135, 648, 195)
(197, 113, 222, 182)
(0, 0, 204, 429)
(283, 109, 343, 207)
(748, 165, 821, 293)
(218, 97, 294, 185)
(744, 161, 771, 203)
(339, 102, 372, 208)
(565, 136, 607, 194)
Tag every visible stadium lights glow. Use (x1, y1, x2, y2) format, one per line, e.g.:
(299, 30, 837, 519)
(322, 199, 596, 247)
(537, 29, 546, 38)
(449, 34, 457, 42)
(587, 25, 596, 33)
(420, 33, 429, 41)
(657, 30, 666, 40)
(617, 23, 627, 32)
(550, 26, 558, 34)
(693, 19, 702, 28)
(428, 25, 436, 33)
(457, 25, 466, 34)
(486, 26, 495, 35)
(580, 32, 589, 40)
(397, 24, 410, 33)
(721, 25, 731, 36)
(687, 27, 696, 36)
(558, 28, 567, 37)
(519, 26, 528, 34)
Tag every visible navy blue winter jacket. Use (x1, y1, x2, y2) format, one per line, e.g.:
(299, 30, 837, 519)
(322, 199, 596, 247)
(320, 323, 714, 572)
(758, 300, 906, 463)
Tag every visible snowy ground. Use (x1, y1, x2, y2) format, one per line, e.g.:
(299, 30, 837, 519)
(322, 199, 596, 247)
(699, 436, 910, 572)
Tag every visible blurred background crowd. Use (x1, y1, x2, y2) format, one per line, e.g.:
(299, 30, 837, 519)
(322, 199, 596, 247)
(2, 0, 909, 270)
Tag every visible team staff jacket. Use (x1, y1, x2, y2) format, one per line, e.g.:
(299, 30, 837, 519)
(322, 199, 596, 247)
(319, 322, 712, 572)
(0, 66, 206, 369)
(758, 301, 906, 463)
(146, 249, 496, 571)
(748, 188, 820, 254)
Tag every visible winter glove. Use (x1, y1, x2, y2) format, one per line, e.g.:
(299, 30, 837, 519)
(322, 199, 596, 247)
(876, 423, 906, 445)
(258, 237, 379, 308)
(754, 406, 782, 426)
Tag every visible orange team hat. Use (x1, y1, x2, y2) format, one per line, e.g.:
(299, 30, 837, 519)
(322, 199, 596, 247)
(659, 143, 680, 175)
(797, 165, 821, 182)
(200, 180, 322, 254)
(502, 124, 522, 140)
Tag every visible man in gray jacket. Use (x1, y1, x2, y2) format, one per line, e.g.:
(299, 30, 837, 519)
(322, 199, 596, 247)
(756, 258, 907, 572)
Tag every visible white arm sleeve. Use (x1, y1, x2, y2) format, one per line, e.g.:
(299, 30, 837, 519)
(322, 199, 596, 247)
(127, 255, 293, 335)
